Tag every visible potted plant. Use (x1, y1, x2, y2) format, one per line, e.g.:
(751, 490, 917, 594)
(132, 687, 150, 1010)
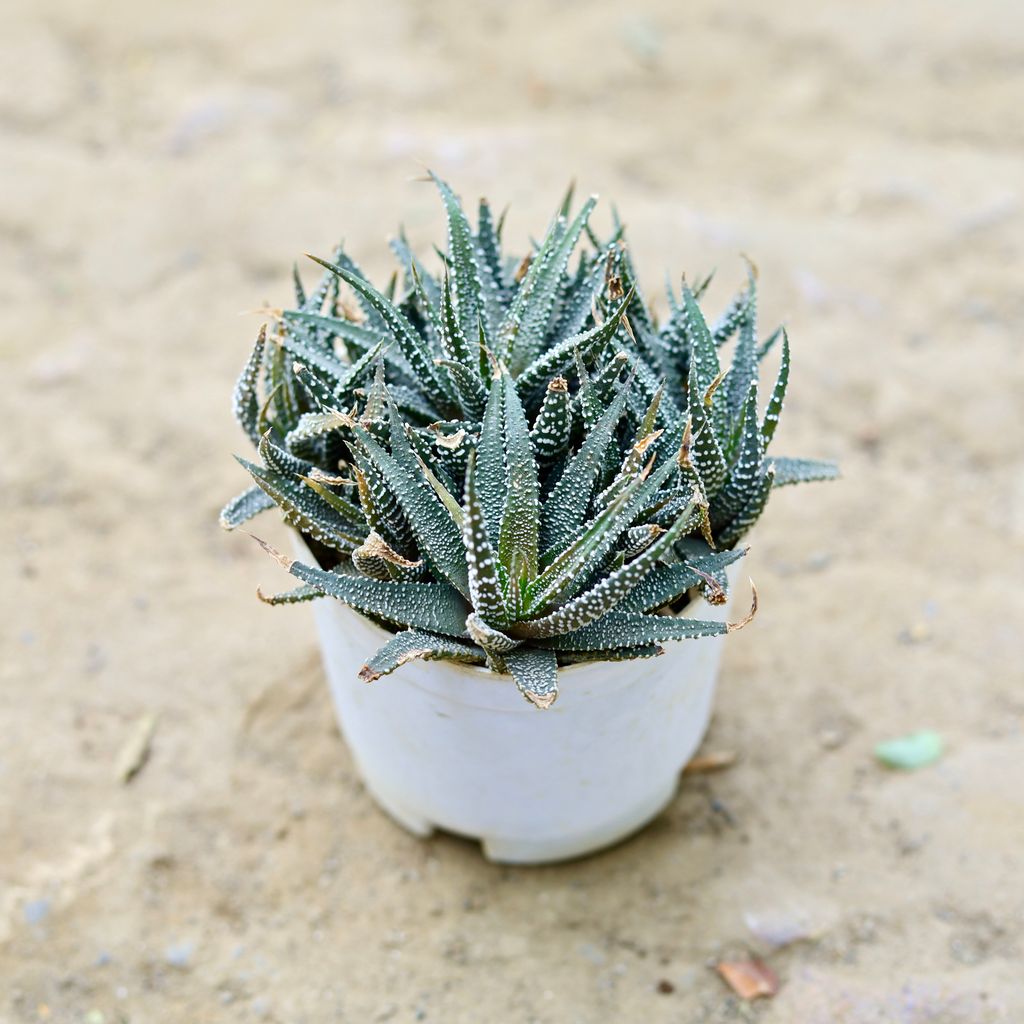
(221, 176, 837, 863)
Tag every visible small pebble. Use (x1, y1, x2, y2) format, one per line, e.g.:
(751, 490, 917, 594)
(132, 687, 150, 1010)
(23, 899, 50, 925)
(165, 940, 195, 968)
(818, 727, 846, 750)
(806, 551, 832, 572)
(744, 909, 815, 948)
(899, 621, 932, 644)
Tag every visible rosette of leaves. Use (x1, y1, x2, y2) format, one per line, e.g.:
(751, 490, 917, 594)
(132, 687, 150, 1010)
(245, 367, 755, 708)
(221, 175, 836, 707)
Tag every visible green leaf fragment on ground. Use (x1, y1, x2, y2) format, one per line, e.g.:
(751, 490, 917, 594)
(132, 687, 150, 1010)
(874, 731, 944, 770)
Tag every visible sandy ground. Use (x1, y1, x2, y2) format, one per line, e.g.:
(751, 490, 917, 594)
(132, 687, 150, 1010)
(3, 0, 1024, 1020)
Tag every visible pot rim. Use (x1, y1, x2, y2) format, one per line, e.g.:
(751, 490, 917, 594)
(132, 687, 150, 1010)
(293, 530, 741, 686)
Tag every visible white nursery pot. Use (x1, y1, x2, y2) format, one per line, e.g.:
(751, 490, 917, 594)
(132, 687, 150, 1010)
(298, 536, 740, 864)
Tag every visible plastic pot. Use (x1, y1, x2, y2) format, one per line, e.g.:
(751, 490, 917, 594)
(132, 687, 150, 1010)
(298, 536, 740, 864)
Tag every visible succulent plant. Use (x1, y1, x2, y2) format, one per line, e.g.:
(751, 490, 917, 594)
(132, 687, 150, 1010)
(222, 175, 837, 707)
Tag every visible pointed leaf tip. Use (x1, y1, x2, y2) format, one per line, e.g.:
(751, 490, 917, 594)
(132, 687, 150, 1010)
(727, 580, 758, 632)
(244, 532, 296, 572)
(526, 689, 558, 710)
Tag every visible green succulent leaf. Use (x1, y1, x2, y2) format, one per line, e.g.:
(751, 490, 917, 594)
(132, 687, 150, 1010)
(711, 277, 754, 347)
(264, 339, 302, 432)
(530, 377, 572, 464)
(358, 629, 485, 682)
(219, 484, 274, 531)
(431, 173, 502, 343)
(237, 457, 364, 552)
(533, 456, 675, 611)
(323, 248, 390, 332)
(347, 418, 470, 597)
(284, 410, 348, 456)
(497, 372, 539, 587)
(437, 357, 488, 421)
(680, 280, 720, 404)
(476, 198, 507, 297)
(255, 537, 469, 636)
(462, 450, 509, 625)
(619, 546, 747, 613)
(724, 268, 758, 419)
(466, 613, 521, 660)
(514, 490, 701, 639)
(717, 466, 775, 548)
(392, 233, 442, 311)
(761, 329, 790, 448)
(233, 325, 267, 445)
(557, 644, 664, 665)
(257, 582, 324, 605)
(539, 376, 631, 556)
(503, 647, 559, 709)
(769, 457, 840, 487)
(276, 324, 354, 386)
(475, 375, 506, 546)
(258, 430, 314, 478)
(686, 367, 729, 496)
(757, 325, 784, 362)
(283, 310, 414, 379)
(352, 456, 414, 555)
(515, 287, 634, 400)
(501, 196, 597, 372)
(537, 611, 730, 652)
(712, 384, 764, 528)
(438, 273, 482, 380)
(307, 253, 457, 410)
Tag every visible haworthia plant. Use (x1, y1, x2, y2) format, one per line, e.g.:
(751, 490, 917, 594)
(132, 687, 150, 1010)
(222, 176, 837, 707)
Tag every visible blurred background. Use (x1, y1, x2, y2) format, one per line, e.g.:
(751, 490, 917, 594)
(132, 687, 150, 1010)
(3, 0, 1023, 1020)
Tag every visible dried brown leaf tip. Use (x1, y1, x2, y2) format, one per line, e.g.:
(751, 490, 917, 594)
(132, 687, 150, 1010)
(677, 416, 694, 469)
(715, 958, 779, 1000)
(632, 429, 664, 459)
(727, 581, 758, 632)
(432, 427, 467, 451)
(703, 367, 729, 407)
(691, 565, 727, 606)
(359, 646, 430, 683)
(306, 467, 353, 485)
(524, 689, 557, 710)
(354, 531, 423, 569)
(245, 533, 295, 572)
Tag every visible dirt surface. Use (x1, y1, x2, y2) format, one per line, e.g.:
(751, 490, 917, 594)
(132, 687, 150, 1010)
(3, 1, 1023, 1021)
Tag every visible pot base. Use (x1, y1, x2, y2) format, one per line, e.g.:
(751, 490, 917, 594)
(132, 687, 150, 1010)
(479, 774, 678, 864)
(363, 771, 679, 864)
